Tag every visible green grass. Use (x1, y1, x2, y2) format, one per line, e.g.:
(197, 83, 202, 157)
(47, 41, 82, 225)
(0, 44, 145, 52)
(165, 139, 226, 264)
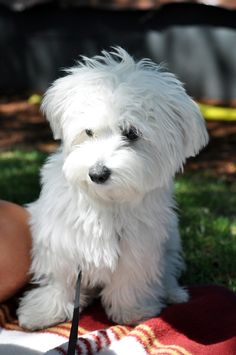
(0, 150, 235, 291)
(176, 174, 236, 291)
(0, 150, 47, 204)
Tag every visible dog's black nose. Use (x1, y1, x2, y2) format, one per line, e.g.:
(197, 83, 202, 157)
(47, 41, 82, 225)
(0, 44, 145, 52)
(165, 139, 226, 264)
(89, 164, 111, 184)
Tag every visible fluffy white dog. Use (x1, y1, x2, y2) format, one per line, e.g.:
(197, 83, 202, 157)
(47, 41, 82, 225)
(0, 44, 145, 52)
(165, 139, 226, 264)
(18, 47, 208, 330)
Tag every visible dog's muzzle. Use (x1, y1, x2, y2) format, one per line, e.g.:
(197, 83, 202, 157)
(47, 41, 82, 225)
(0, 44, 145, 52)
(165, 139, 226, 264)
(89, 163, 111, 184)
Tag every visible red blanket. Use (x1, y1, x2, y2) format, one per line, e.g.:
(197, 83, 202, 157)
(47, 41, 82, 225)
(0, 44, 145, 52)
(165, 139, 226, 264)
(1, 285, 236, 354)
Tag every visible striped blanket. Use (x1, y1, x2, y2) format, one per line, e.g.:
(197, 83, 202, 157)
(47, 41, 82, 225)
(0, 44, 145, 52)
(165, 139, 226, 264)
(0, 285, 236, 355)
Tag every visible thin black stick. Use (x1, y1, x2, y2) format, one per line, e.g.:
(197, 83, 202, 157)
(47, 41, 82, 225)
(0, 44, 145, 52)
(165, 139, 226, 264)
(67, 270, 82, 355)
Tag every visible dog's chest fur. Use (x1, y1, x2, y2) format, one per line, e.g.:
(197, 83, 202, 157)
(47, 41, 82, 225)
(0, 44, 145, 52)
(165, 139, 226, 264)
(71, 195, 122, 274)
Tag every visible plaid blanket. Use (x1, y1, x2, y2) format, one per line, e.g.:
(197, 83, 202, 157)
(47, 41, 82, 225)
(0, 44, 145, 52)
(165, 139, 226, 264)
(0, 285, 236, 354)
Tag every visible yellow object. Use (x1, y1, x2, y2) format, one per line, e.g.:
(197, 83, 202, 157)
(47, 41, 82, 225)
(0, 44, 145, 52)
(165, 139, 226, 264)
(28, 94, 42, 105)
(198, 103, 236, 121)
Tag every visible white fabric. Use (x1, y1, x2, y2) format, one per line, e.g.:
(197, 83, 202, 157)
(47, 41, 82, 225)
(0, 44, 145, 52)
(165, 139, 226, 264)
(0, 329, 67, 354)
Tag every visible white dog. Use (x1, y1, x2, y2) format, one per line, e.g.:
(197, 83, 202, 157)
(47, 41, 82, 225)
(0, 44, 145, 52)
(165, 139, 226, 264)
(18, 47, 208, 330)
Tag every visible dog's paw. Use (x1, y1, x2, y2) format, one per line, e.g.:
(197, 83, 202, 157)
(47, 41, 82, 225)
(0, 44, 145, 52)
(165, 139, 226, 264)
(105, 302, 164, 325)
(18, 307, 59, 331)
(17, 286, 74, 330)
(166, 286, 189, 304)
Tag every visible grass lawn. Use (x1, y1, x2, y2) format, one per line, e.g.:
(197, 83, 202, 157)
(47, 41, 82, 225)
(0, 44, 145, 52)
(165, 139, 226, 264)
(176, 174, 236, 291)
(0, 149, 236, 291)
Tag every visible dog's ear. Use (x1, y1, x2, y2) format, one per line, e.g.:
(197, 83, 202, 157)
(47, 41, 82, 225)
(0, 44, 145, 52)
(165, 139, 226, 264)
(158, 70, 209, 158)
(41, 76, 68, 140)
(174, 96, 209, 158)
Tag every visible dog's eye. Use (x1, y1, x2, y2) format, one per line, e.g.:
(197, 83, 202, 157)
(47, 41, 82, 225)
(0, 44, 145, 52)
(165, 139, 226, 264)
(85, 129, 94, 137)
(122, 126, 140, 141)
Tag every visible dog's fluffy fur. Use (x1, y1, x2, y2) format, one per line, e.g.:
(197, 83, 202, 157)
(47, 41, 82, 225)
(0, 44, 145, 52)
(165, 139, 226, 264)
(18, 48, 208, 330)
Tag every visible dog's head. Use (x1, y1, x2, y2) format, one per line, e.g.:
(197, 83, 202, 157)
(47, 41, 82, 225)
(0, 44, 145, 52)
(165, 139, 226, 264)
(42, 47, 208, 202)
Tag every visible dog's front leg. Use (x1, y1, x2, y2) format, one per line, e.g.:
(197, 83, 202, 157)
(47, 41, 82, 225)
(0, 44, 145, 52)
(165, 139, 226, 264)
(17, 277, 92, 330)
(17, 281, 75, 330)
(101, 235, 166, 325)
